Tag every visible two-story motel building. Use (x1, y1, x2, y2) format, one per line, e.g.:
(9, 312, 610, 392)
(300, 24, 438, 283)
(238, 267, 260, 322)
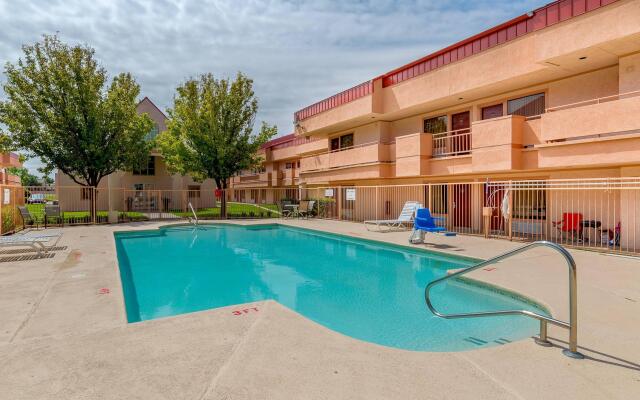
(230, 0, 640, 250)
(236, 0, 640, 192)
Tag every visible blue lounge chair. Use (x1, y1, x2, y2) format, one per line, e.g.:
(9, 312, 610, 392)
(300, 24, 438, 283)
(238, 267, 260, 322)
(409, 208, 446, 243)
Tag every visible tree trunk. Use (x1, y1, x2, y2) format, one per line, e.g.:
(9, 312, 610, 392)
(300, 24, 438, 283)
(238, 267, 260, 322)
(87, 186, 97, 224)
(221, 180, 228, 219)
(215, 178, 228, 219)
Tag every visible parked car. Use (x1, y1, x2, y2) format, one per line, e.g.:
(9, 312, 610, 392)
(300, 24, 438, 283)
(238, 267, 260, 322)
(27, 193, 46, 204)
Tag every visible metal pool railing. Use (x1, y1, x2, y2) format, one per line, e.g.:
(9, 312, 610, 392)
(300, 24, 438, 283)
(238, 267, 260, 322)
(424, 240, 583, 359)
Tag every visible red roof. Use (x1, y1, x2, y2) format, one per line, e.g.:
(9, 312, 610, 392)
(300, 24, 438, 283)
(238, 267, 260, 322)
(294, 0, 619, 121)
(261, 133, 296, 149)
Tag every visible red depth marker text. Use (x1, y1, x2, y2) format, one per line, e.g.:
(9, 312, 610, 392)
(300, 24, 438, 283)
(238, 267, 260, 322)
(232, 307, 259, 316)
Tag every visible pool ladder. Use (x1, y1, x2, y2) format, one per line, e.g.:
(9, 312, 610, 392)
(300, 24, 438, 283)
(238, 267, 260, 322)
(424, 241, 584, 359)
(187, 202, 198, 226)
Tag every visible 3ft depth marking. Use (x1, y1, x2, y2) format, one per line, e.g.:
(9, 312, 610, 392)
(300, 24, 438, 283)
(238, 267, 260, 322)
(232, 307, 259, 316)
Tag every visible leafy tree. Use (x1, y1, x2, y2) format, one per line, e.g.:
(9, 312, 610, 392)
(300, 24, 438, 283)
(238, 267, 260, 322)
(40, 172, 54, 185)
(0, 35, 153, 190)
(157, 72, 276, 216)
(7, 167, 40, 187)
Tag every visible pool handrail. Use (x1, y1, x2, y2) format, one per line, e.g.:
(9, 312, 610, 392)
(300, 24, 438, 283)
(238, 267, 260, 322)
(424, 240, 584, 359)
(187, 202, 198, 226)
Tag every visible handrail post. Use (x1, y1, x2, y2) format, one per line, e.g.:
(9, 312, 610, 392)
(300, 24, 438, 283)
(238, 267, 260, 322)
(535, 320, 552, 347)
(565, 253, 582, 358)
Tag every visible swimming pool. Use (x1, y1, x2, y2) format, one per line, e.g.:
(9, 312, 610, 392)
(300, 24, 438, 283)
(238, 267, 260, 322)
(115, 224, 546, 352)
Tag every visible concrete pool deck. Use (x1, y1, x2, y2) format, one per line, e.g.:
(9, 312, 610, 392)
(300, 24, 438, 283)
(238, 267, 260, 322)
(0, 219, 638, 399)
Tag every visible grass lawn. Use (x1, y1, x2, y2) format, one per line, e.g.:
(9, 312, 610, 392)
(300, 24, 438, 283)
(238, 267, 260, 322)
(172, 202, 279, 219)
(23, 202, 277, 225)
(24, 204, 147, 224)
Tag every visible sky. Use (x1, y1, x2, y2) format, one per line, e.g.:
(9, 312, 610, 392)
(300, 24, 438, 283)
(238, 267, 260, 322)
(0, 0, 543, 175)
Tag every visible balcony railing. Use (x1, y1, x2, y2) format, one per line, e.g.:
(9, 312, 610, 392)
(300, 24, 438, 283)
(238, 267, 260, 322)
(546, 90, 640, 113)
(271, 135, 323, 150)
(300, 141, 393, 172)
(541, 91, 640, 143)
(432, 129, 472, 157)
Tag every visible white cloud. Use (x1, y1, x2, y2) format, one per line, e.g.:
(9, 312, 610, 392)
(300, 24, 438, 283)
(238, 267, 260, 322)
(1, 0, 542, 173)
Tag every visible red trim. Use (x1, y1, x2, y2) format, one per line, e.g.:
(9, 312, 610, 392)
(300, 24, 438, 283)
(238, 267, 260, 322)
(294, 0, 619, 121)
(261, 133, 296, 149)
(377, 14, 529, 81)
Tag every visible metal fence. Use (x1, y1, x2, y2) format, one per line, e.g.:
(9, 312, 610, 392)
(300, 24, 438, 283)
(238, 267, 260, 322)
(298, 179, 639, 255)
(2, 178, 639, 255)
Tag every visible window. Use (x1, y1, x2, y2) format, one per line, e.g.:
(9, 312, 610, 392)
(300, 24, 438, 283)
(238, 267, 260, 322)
(512, 189, 547, 220)
(481, 104, 504, 120)
(285, 162, 293, 169)
(132, 183, 154, 200)
(431, 184, 448, 214)
(146, 124, 160, 141)
(423, 116, 447, 134)
(133, 156, 155, 176)
(296, 160, 300, 168)
(330, 133, 354, 151)
(508, 93, 545, 117)
(188, 185, 201, 198)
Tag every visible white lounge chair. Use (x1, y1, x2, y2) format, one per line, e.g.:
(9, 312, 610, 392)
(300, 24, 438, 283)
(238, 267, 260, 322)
(0, 229, 63, 258)
(364, 201, 422, 232)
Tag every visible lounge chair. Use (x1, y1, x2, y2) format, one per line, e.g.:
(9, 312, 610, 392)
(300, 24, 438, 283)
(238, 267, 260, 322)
(0, 229, 63, 257)
(409, 208, 446, 243)
(298, 200, 316, 218)
(18, 206, 37, 228)
(364, 201, 421, 232)
(44, 205, 63, 227)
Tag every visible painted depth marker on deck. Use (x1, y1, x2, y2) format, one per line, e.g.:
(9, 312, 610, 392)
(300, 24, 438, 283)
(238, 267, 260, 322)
(232, 307, 259, 316)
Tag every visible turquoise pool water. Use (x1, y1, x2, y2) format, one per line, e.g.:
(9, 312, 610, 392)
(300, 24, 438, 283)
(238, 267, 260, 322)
(115, 224, 545, 352)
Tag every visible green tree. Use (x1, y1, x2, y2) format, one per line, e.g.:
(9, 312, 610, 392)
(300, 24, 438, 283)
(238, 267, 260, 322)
(38, 167, 54, 185)
(7, 167, 40, 187)
(157, 72, 276, 217)
(0, 35, 153, 191)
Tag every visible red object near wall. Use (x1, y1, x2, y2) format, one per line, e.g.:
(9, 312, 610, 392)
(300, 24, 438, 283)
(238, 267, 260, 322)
(215, 189, 223, 198)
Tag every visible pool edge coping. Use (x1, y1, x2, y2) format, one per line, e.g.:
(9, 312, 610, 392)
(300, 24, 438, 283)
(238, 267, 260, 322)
(112, 220, 554, 341)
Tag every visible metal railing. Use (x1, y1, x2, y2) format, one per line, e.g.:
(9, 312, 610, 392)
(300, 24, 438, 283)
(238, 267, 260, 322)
(431, 129, 472, 157)
(187, 202, 198, 226)
(424, 240, 583, 359)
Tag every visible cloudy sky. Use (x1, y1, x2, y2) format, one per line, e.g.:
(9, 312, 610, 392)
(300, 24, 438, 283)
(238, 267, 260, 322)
(0, 0, 542, 174)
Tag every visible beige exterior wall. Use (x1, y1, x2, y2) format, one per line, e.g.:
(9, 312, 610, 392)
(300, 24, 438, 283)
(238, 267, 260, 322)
(269, 0, 640, 188)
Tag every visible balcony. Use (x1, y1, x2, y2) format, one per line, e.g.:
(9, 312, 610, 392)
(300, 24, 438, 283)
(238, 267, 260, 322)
(299, 141, 394, 182)
(542, 92, 640, 142)
(395, 133, 431, 177)
(271, 145, 299, 161)
(271, 170, 282, 186)
(538, 91, 640, 168)
(232, 172, 271, 188)
(296, 137, 328, 155)
(431, 129, 472, 158)
(295, 80, 383, 134)
(282, 169, 299, 186)
(471, 115, 524, 172)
